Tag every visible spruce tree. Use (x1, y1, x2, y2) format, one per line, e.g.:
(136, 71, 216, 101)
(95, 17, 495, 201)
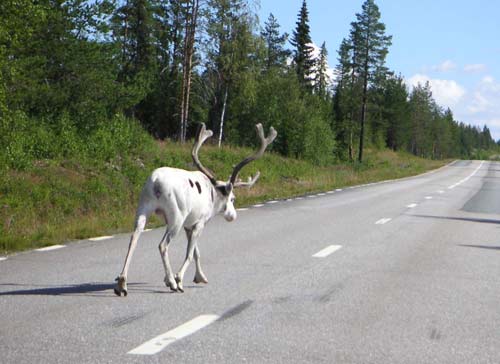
(290, 0, 315, 90)
(261, 13, 290, 71)
(314, 41, 329, 98)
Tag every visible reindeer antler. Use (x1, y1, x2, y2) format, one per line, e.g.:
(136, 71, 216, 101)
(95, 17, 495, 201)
(229, 123, 277, 187)
(192, 123, 217, 185)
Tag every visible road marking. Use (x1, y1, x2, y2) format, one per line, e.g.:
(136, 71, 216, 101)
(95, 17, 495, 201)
(448, 161, 484, 189)
(237, 208, 249, 211)
(336, 189, 343, 192)
(128, 314, 220, 355)
(312, 245, 342, 258)
(266, 200, 278, 204)
(144, 229, 153, 232)
(88, 236, 114, 241)
(307, 195, 317, 198)
(0, 257, 7, 261)
(35, 245, 65, 252)
(425, 196, 433, 200)
(317, 193, 326, 196)
(326, 191, 335, 194)
(375, 218, 392, 225)
(252, 204, 264, 208)
(437, 190, 445, 194)
(295, 197, 304, 200)
(407, 203, 418, 208)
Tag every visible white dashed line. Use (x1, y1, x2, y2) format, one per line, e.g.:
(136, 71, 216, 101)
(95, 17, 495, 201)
(316, 193, 326, 196)
(252, 204, 265, 208)
(237, 208, 249, 211)
(336, 189, 343, 192)
(437, 190, 445, 194)
(266, 200, 278, 204)
(425, 196, 433, 200)
(312, 245, 342, 258)
(295, 197, 304, 200)
(375, 218, 392, 225)
(88, 236, 114, 241)
(128, 314, 220, 355)
(326, 191, 335, 194)
(407, 203, 418, 208)
(0, 257, 7, 261)
(307, 195, 317, 198)
(144, 229, 153, 232)
(35, 245, 65, 252)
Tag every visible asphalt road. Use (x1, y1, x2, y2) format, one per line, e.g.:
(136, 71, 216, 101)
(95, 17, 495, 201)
(1, 160, 499, 363)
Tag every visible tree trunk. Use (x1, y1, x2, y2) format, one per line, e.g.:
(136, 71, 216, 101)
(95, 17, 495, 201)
(218, 86, 228, 148)
(179, 0, 199, 143)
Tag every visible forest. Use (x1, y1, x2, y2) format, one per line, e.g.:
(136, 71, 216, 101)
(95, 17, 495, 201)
(0, 0, 497, 171)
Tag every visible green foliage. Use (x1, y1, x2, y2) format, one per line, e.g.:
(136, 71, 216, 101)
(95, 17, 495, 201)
(303, 116, 336, 165)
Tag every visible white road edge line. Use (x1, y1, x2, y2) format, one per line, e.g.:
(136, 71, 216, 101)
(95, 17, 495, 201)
(375, 218, 392, 225)
(88, 236, 114, 241)
(252, 204, 264, 208)
(312, 245, 342, 258)
(128, 314, 220, 355)
(448, 161, 485, 189)
(35, 245, 65, 252)
(407, 203, 418, 208)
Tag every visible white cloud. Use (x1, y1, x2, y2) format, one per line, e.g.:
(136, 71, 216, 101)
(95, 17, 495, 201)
(407, 74, 466, 108)
(463, 64, 487, 73)
(463, 76, 500, 140)
(431, 60, 456, 72)
(468, 91, 491, 114)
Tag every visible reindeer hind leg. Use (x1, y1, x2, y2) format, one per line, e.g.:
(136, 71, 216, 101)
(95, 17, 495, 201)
(115, 213, 148, 297)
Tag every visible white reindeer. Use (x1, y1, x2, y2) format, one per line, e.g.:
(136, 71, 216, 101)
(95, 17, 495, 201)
(114, 123, 277, 296)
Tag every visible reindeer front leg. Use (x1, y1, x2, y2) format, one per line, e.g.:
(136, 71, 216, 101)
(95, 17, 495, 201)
(193, 244, 208, 284)
(175, 223, 205, 292)
(158, 223, 182, 292)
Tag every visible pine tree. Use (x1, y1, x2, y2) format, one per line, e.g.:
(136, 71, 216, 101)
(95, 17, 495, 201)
(290, 0, 315, 90)
(350, 0, 392, 162)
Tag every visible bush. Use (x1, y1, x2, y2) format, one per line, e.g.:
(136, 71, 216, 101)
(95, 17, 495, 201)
(303, 116, 336, 166)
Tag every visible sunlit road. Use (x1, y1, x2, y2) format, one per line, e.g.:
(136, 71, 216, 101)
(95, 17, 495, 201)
(1, 160, 499, 363)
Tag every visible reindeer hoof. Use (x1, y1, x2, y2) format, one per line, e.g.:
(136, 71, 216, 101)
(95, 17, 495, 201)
(114, 275, 128, 297)
(193, 272, 208, 284)
(175, 275, 184, 293)
(114, 287, 128, 297)
(165, 277, 179, 292)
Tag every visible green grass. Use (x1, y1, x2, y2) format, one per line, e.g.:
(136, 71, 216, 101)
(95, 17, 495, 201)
(0, 142, 447, 254)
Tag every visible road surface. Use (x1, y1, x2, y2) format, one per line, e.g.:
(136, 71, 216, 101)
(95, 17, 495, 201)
(1, 160, 499, 363)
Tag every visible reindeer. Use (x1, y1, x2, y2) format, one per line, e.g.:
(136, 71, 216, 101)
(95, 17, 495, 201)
(114, 123, 277, 296)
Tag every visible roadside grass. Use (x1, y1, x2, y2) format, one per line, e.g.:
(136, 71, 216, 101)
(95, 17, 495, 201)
(0, 142, 447, 254)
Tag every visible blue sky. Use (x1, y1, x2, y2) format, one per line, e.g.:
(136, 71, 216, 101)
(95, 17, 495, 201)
(256, 0, 500, 140)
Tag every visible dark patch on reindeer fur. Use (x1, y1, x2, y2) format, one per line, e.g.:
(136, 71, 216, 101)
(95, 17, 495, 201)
(153, 180, 162, 199)
(195, 181, 202, 194)
(188, 179, 194, 188)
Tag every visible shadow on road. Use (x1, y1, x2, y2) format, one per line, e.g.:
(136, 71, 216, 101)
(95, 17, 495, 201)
(0, 282, 166, 297)
(459, 244, 500, 251)
(410, 214, 500, 225)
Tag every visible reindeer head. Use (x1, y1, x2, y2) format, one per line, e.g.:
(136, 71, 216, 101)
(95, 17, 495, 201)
(192, 123, 277, 222)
